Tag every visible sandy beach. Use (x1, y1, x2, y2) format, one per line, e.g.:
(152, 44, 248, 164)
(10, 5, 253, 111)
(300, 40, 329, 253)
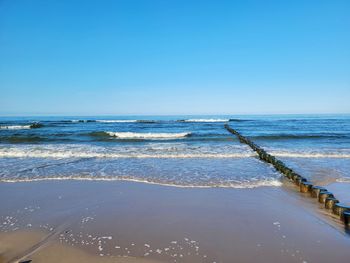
(1, 179, 350, 263)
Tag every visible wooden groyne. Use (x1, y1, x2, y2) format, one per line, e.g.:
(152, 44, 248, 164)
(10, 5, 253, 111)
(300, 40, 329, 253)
(224, 124, 350, 226)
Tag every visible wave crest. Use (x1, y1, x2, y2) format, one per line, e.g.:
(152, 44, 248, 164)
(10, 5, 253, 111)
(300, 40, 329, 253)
(178, 119, 229, 123)
(96, 120, 137, 123)
(0, 144, 253, 158)
(0, 123, 43, 130)
(0, 125, 31, 130)
(105, 131, 191, 139)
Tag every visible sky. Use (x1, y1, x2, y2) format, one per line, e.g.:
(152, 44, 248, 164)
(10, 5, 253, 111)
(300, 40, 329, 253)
(0, 0, 349, 116)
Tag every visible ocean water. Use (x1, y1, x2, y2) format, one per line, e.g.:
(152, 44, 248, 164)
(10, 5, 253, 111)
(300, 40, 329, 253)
(0, 115, 349, 188)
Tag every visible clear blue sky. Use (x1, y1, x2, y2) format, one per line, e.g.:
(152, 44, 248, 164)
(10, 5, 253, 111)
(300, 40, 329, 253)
(0, 0, 349, 116)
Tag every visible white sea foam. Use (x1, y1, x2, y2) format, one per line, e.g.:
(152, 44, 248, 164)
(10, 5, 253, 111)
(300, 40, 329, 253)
(180, 119, 229, 123)
(1, 142, 256, 160)
(106, 131, 191, 139)
(0, 176, 282, 188)
(0, 143, 254, 159)
(0, 144, 278, 188)
(0, 125, 31, 130)
(0, 149, 252, 159)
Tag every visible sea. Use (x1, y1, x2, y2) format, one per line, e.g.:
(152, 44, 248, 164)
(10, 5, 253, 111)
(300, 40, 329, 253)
(0, 115, 349, 189)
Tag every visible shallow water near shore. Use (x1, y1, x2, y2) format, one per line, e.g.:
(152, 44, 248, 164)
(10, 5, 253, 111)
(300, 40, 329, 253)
(1, 115, 349, 188)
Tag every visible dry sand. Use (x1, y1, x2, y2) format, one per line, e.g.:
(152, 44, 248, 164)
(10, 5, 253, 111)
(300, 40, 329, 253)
(1, 179, 350, 263)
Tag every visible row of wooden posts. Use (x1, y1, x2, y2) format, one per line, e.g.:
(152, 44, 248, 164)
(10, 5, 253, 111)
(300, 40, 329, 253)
(224, 124, 350, 226)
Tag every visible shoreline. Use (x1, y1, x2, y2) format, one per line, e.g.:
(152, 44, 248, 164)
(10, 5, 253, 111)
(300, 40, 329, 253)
(0, 176, 283, 189)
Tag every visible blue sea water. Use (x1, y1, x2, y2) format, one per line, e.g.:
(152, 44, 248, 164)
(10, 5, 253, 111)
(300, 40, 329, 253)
(0, 115, 349, 187)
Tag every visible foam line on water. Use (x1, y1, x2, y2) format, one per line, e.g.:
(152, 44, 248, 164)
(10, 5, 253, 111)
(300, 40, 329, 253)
(178, 119, 230, 122)
(96, 120, 138, 123)
(0, 151, 254, 158)
(106, 131, 191, 139)
(0, 176, 283, 188)
(0, 143, 254, 159)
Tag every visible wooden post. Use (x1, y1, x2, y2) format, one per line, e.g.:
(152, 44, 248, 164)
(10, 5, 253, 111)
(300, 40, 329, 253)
(311, 186, 327, 198)
(318, 191, 334, 203)
(325, 197, 339, 209)
(333, 203, 350, 216)
(300, 182, 313, 193)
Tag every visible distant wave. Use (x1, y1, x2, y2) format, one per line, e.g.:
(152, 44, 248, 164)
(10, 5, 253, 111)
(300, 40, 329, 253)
(178, 118, 251, 123)
(9, 119, 250, 125)
(95, 120, 137, 123)
(177, 119, 230, 123)
(0, 131, 231, 143)
(88, 131, 191, 140)
(0, 123, 43, 130)
(105, 131, 191, 139)
(70, 119, 159, 123)
(71, 120, 95, 123)
(0, 125, 32, 130)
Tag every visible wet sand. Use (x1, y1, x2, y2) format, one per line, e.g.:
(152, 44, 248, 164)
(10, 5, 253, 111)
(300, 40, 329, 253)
(1, 179, 350, 263)
(0, 230, 160, 263)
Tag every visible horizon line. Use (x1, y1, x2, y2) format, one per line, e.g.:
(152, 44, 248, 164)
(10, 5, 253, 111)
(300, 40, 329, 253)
(1, 112, 350, 117)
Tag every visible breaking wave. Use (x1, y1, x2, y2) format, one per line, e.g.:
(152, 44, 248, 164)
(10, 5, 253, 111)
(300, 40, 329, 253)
(0, 123, 44, 130)
(95, 120, 138, 123)
(69, 119, 161, 124)
(0, 144, 254, 159)
(0, 125, 32, 130)
(101, 131, 191, 139)
(177, 119, 230, 123)
(0, 151, 252, 159)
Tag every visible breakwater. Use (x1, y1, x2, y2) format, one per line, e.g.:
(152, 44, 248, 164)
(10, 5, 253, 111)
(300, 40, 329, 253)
(224, 124, 350, 226)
